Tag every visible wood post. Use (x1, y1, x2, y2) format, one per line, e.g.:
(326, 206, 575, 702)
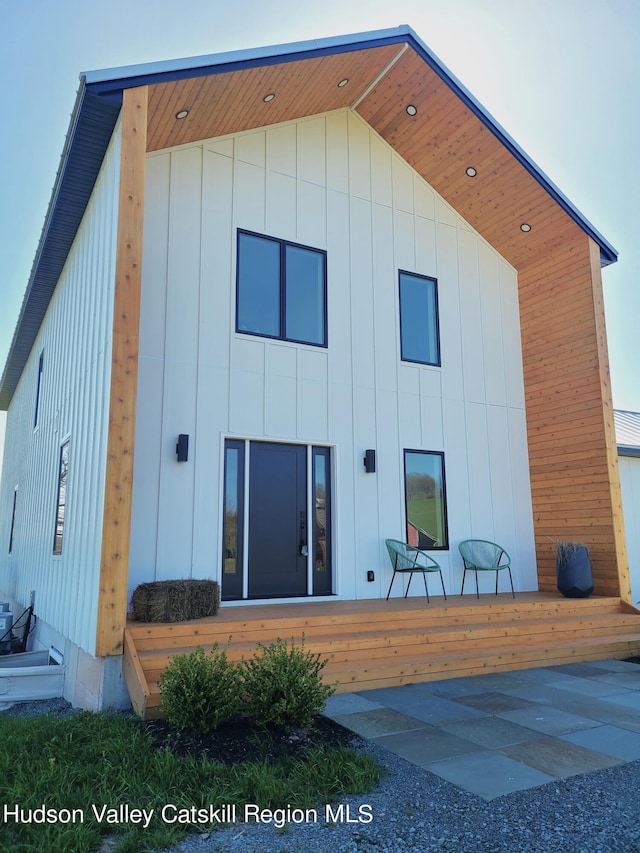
(96, 86, 148, 656)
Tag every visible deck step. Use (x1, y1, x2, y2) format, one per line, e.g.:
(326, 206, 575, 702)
(123, 594, 640, 719)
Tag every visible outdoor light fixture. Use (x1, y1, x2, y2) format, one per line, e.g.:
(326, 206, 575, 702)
(364, 449, 376, 473)
(465, 167, 477, 177)
(337, 78, 349, 87)
(520, 223, 532, 233)
(175, 109, 189, 120)
(176, 434, 189, 462)
(263, 93, 276, 102)
(405, 104, 417, 116)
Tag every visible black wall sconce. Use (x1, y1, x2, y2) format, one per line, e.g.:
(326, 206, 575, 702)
(363, 449, 376, 473)
(176, 434, 189, 462)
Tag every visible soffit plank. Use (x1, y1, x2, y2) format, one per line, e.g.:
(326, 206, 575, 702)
(146, 44, 400, 152)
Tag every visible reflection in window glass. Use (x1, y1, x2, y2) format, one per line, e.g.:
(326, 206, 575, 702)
(285, 245, 325, 345)
(222, 440, 245, 600)
(237, 233, 280, 337)
(236, 230, 327, 347)
(312, 447, 331, 594)
(399, 272, 439, 365)
(53, 440, 70, 555)
(404, 450, 448, 550)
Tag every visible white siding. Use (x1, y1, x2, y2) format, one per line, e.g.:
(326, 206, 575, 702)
(619, 455, 640, 605)
(0, 126, 120, 654)
(130, 110, 536, 601)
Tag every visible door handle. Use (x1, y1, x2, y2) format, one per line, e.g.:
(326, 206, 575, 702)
(299, 511, 308, 556)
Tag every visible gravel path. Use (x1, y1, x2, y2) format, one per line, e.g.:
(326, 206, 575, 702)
(5, 699, 640, 853)
(157, 740, 640, 853)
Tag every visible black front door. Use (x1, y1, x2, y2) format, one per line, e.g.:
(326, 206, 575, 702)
(247, 442, 308, 597)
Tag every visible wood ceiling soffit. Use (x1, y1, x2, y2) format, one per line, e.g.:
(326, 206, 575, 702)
(356, 46, 587, 271)
(146, 44, 400, 152)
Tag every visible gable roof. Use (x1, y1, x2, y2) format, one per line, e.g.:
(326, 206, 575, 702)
(0, 25, 618, 409)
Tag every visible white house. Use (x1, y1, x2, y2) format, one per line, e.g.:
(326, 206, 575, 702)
(616, 409, 640, 606)
(0, 27, 629, 710)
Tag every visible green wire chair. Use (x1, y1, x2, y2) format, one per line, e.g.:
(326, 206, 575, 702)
(385, 539, 447, 602)
(458, 539, 515, 598)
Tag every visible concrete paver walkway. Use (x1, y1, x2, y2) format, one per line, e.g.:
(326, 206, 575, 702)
(323, 659, 640, 800)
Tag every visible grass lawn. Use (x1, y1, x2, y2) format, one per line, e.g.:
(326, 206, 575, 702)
(0, 708, 382, 853)
(407, 495, 442, 542)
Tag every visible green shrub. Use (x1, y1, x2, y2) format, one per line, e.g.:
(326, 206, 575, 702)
(158, 643, 241, 732)
(242, 636, 336, 731)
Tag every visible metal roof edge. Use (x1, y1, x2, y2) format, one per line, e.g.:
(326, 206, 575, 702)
(82, 25, 412, 86)
(0, 85, 121, 409)
(618, 446, 640, 458)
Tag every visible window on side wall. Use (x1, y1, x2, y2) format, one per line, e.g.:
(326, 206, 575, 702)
(403, 449, 448, 550)
(53, 439, 70, 555)
(33, 351, 44, 429)
(398, 271, 440, 365)
(236, 230, 327, 347)
(8, 487, 18, 554)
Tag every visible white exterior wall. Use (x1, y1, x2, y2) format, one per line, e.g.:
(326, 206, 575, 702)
(130, 110, 537, 602)
(0, 126, 120, 656)
(619, 455, 640, 605)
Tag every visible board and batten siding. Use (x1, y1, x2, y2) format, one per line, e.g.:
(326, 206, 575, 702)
(129, 109, 536, 602)
(0, 126, 121, 655)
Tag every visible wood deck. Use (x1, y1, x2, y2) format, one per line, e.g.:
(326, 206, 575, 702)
(123, 593, 640, 719)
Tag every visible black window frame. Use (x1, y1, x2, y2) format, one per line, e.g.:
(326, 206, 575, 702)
(221, 439, 246, 601)
(8, 487, 18, 555)
(236, 229, 328, 347)
(33, 350, 44, 429)
(403, 449, 449, 551)
(398, 270, 441, 366)
(53, 438, 70, 556)
(312, 446, 332, 595)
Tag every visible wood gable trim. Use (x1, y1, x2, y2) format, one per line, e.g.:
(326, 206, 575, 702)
(518, 235, 628, 599)
(96, 87, 148, 657)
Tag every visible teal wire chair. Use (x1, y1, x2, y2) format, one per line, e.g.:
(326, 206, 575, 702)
(458, 539, 515, 598)
(385, 539, 447, 602)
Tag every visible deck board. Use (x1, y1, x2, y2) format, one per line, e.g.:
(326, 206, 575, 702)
(123, 593, 640, 719)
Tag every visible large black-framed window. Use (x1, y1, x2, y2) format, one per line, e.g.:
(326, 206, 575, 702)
(236, 230, 327, 347)
(399, 271, 440, 365)
(53, 439, 70, 555)
(403, 449, 448, 550)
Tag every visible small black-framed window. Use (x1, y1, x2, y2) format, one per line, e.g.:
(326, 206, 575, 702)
(312, 446, 332, 595)
(236, 230, 327, 347)
(53, 439, 70, 555)
(8, 487, 18, 555)
(33, 350, 44, 429)
(403, 449, 448, 550)
(399, 271, 440, 365)
(222, 439, 245, 600)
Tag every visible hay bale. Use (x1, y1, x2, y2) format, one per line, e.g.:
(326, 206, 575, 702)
(131, 579, 220, 622)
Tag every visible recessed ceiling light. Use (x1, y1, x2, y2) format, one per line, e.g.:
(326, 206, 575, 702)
(175, 109, 189, 120)
(465, 167, 477, 177)
(406, 104, 417, 116)
(263, 93, 276, 103)
(337, 78, 349, 88)
(520, 223, 532, 233)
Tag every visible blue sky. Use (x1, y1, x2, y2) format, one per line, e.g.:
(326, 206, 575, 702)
(1, 0, 639, 420)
